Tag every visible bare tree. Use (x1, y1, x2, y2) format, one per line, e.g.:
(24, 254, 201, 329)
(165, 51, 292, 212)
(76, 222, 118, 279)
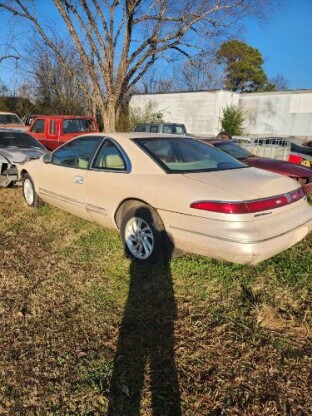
(0, 0, 272, 131)
(270, 74, 289, 91)
(0, 80, 10, 96)
(26, 41, 91, 115)
(140, 69, 177, 93)
(0, 54, 19, 64)
(176, 56, 224, 91)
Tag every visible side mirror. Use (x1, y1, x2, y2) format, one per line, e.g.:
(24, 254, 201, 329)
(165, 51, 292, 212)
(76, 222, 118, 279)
(42, 153, 52, 164)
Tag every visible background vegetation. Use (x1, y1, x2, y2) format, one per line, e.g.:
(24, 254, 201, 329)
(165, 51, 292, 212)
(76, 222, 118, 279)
(216, 40, 276, 93)
(0, 1, 281, 130)
(0, 188, 311, 415)
(220, 104, 246, 136)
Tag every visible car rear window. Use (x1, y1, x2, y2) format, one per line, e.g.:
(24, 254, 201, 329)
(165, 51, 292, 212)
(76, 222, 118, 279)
(63, 118, 96, 133)
(134, 137, 248, 173)
(291, 142, 312, 156)
(0, 132, 45, 149)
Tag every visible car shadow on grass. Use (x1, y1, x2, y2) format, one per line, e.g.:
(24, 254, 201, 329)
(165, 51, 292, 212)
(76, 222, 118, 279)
(108, 227, 181, 415)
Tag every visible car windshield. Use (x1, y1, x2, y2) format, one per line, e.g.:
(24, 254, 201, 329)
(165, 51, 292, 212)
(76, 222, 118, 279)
(213, 141, 253, 159)
(0, 132, 45, 149)
(134, 137, 248, 173)
(0, 114, 24, 125)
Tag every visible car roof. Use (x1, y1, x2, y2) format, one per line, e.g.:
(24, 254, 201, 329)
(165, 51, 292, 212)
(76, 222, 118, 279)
(0, 111, 19, 115)
(33, 115, 94, 119)
(135, 122, 184, 125)
(82, 132, 192, 140)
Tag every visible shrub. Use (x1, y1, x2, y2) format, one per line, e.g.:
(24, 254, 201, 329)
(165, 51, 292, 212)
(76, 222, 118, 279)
(220, 104, 246, 136)
(116, 100, 164, 132)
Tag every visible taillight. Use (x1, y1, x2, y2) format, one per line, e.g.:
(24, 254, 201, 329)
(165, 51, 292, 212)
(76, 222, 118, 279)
(190, 188, 306, 214)
(190, 201, 249, 214)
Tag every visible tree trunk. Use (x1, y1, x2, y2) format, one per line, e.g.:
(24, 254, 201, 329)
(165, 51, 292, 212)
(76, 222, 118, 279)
(100, 100, 117, 132)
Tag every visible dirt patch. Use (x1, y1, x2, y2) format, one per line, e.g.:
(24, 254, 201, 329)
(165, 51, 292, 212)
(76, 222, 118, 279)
(256, 304, 311, 339)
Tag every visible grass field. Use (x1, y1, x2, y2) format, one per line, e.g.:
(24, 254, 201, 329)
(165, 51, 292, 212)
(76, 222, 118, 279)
(0, 188, 311, 415)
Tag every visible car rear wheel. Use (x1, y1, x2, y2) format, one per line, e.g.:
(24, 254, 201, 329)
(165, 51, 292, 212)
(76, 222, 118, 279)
(120, 202, 171, 264)
(23, 173, 43, 208)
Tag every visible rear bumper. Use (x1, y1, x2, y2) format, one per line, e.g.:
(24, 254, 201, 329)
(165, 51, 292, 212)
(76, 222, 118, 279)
(159, 201, 312, 265)
(168, 218, 311, 265)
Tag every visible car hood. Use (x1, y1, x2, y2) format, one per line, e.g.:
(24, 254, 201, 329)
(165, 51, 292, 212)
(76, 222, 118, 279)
(0, 146, 47, 163)
(183, 167, 299, 201)
(244, 157, 312, 177)
(0, 124, 28, 131)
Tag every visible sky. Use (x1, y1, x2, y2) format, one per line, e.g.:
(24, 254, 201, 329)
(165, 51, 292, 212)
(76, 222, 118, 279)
(0, 0, 312, 91)
(243, 0, 312, 90)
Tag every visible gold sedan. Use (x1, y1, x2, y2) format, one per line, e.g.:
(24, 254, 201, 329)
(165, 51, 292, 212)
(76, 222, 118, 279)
(20, 133, 312, 265)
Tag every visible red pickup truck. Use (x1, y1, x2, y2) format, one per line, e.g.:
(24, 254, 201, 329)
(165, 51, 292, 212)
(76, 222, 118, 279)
(28, 115, 99, 150)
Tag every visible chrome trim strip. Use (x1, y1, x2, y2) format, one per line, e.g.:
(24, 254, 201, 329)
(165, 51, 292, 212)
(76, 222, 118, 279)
(40, 188, 85, 207)
(86, 203, 108, 215)
(40, 189, 107, 215)
(170, 218, 311, 244)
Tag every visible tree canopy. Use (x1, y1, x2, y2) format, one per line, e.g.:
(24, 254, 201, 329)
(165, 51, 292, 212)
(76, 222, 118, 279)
(217, 40, 275, 92)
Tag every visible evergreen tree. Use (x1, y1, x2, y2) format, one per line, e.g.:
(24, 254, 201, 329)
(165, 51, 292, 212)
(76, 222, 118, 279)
(217, 40, 275, 92)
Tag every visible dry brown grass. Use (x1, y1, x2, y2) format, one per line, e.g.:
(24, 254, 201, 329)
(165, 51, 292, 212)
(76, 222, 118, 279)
(0, 188, 311, 415)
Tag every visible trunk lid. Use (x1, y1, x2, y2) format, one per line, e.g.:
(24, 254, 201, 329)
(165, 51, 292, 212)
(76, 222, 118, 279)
(183, 167, 300, 201)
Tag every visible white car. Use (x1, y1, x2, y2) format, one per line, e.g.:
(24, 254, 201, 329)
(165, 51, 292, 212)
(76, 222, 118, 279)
(0, 129, 48, 187)
(0, 111, 28, 131)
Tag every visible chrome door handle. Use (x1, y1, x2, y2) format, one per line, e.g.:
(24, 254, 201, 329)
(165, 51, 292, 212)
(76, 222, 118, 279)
(73, 176, 84, 184)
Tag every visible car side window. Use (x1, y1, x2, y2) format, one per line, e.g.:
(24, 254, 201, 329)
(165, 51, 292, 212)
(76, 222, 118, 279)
(52, 136, 102, 169)
(163, 125, 174, 134)
(134, 125, 146, 132)
(92, 140, 126, 171)
(149, 125, 159, 133)
(31, 119, 45, 133)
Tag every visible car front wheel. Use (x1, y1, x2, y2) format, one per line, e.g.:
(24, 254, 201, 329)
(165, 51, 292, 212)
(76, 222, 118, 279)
(120, 203, 170, 264)
(23, 173, 43, 208)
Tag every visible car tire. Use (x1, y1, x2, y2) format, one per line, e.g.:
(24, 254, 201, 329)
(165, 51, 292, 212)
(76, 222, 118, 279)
(22, 173, 44, 208)
(120, 202, 171, 264)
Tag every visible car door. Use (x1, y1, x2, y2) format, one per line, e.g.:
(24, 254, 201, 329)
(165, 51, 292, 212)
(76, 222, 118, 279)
(39, 136, 103, 220)
(29, 118, 46, 142)
(86, 138, 131, 228)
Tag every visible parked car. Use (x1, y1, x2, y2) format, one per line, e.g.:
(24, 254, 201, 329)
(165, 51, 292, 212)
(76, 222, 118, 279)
(0, 129, 48, 187)
(288, 141, 312, 168)
(134, 123, 187, 135)
(0, 111, 28, 131)
(28, 115, 99, 150)
(20, 133, 312, 265)
(288, 151, 312, 168)
(201, 139, 312, 195)
(255, 136, 312, 168)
